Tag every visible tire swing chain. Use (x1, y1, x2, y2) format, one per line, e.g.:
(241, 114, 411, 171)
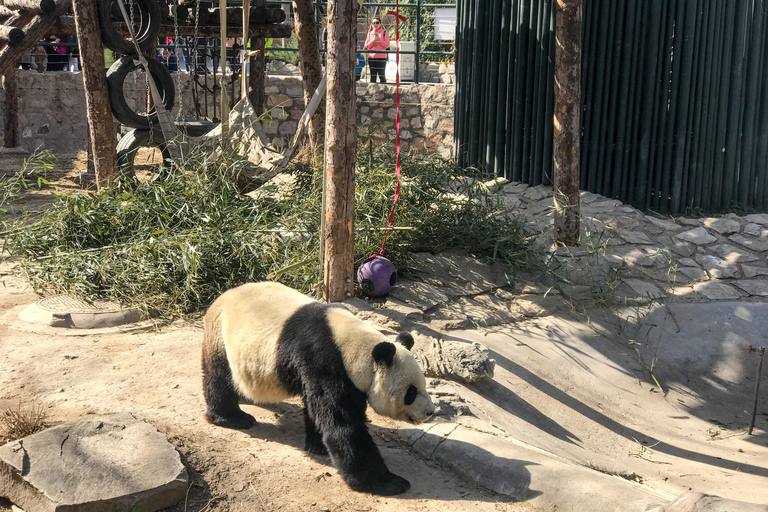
(115, 0, 180, 159)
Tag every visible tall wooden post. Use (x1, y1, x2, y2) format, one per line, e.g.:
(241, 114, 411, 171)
(248, 37, 266, 114)
(322, 0, 357, 302)
(3, 67, 18, 148)
(553, 0, 582, 246)
(73, 0, 118, 189)
(292, 0, 324, 146)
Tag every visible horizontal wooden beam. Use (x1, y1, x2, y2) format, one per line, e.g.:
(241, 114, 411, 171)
(54, 15, 292, 39)
(0, 24, 24, 45)
(0, 0, 70, 76)
(4, 0, 56, 15)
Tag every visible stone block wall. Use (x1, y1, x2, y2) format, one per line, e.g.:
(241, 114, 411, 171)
(0, 70, 455, 159)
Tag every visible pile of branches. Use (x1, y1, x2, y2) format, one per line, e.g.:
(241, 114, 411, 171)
(8, 144, 535, 316)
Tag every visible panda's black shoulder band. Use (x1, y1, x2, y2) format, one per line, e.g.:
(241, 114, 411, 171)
(372, 342, 396, 367)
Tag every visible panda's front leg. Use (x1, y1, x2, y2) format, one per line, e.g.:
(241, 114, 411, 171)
(303, 407, 328, 455)
(304, 388, 410, 496)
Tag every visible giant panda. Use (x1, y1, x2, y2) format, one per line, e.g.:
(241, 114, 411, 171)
(202, 281, 435, 496)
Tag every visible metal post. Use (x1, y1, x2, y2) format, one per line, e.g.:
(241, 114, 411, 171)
(414, 0, 420, 84)
(748, 345, 765, 435)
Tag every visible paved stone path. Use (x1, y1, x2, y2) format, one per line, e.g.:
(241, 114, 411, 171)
(359, 180, 768, 331)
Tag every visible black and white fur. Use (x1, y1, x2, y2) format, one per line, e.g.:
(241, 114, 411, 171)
(202, 282, 435, 496)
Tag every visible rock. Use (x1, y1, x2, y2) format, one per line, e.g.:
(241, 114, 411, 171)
(616, 230, 654, 244)
(728, 233, 768, 253)
(733, 279, 768, 297)
(0, 413, 187, 512)
(742, 265, 768, 278)
(702, 217, 742, 235)
(694, 254, 741, 279)
(677, 267, 709, 283)
(744, 214, 768, 226)
(676, 227, 717, 245)
(388, 280, 451, 311)
(709, 244, 759, 263)
(646, 216, 679, 231)
(411, 331, 495, 383)
(744, 223, 762, 236)
(660, 491, 768, 512)
(622, 279, 666, 299)
(521, 185, 550, 202)
(356, 309, 407, 331)
(382, 298, 424, 321)
(692, 282, 743, 300)
(341, 297, 374, 315)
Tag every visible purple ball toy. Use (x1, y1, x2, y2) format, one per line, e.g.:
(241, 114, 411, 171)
(357, 255, 397, 297)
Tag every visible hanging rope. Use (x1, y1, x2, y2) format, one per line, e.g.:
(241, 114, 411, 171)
(379, 3, 406, 257)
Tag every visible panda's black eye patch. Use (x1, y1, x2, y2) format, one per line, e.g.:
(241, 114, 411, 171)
(404, 385, 418, 406)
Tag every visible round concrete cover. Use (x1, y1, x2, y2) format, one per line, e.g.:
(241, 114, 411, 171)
(18, 295, 141, 329)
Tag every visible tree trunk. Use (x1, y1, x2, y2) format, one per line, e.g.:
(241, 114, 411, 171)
(3, 67, 18, 148)
(292, 0, 324, 146)
(73, 0, 118, 189)
(248, 36, 266, 114)
(553, 0, 582, 246)
(322, 0, 357, 302)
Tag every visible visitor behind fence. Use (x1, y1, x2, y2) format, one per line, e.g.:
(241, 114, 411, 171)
(364, 17, 389, 84)
(355, 43, 364, 81)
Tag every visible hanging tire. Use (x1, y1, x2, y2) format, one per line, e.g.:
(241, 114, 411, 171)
(107, 56, 175, 130)
(117, 128, 172, 179)
(117, 121, 216, 178)
(98, 0, 162, 55)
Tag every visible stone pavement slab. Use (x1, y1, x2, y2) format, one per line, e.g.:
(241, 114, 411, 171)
(0, 413, 187, 512)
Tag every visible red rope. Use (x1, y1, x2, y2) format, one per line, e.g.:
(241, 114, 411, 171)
(380, 4, 407, 257)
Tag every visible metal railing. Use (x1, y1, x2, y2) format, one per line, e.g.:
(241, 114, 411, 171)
(268, 0, 455, 84)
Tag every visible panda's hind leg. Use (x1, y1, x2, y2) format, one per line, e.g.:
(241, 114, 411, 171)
(303, 407, 328, 455)
(202, 320, 255, 430)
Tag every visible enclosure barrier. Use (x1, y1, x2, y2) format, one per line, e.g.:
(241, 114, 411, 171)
(455, 0, 768, 214)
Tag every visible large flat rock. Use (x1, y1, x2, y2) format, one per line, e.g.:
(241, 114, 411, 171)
(0, 413, 187, 512)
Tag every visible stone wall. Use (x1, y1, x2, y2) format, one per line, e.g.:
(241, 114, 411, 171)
(0, 70, 455, 158)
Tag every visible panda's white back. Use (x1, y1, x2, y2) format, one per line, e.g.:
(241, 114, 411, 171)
(211, 282, 315, 403)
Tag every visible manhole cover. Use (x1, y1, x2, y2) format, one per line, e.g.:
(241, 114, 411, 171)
(35, 295, 125, 314)
(19, 295, 142, 329)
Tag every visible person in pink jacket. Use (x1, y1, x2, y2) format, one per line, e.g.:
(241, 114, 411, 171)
(364, 17, 389, 84)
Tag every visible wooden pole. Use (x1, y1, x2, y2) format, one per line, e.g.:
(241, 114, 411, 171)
(72, 0, 118, 189)
(219, 0, 229, 141)
(553, 0, 582, 246)
(292, 0, 324, 146)
(322, 0, 357, 302)
(248, 36, 266, 114)
(3, 67, 18, 148)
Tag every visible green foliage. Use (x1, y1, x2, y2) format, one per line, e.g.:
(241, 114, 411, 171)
(9, 143, 535, 316)
(0, 150, 55, 223)
(269, 35, 300, 66)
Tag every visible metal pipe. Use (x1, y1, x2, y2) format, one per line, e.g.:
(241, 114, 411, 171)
(748, 345, 765, 436)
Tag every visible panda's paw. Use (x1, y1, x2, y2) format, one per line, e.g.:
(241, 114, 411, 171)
(304, 438, 329, 456)
(353, 472, 410, 496)
(205, 410, 256, 430)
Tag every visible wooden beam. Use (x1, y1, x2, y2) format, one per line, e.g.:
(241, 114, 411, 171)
(0, 0, 71, 76)
(54, 15, 292, 39)
(3, 0, 55, 14)
(322, 0, 358, 302)
(3, 66, 18, 147)
(0, 24, 24, 45)
(72, 0, 118, 189)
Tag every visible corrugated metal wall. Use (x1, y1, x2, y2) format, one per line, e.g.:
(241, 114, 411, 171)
(455, 0, 768, 214)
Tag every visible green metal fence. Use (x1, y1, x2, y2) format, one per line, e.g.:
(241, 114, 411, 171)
(455, 0, 768, 214)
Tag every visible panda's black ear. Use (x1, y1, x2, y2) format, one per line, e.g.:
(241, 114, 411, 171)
(372, 342, 396, 367)
(395, 332, 414, 351)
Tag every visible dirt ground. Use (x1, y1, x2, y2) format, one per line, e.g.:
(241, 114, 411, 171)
(0, 152, 532, 512)
(1, 153, 766, 511)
